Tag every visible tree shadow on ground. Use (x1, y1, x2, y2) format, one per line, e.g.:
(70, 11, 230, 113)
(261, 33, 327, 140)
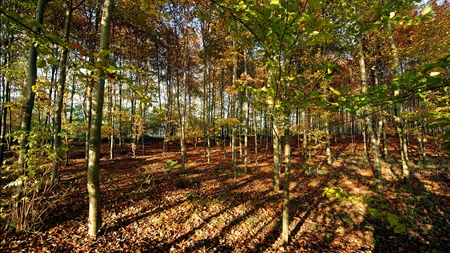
(365, 160, 450, 252)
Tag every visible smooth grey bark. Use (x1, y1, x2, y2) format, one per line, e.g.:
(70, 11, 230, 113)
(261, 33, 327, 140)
(109, 82, 114, 160)
(118, 83, 123, 148)
(87, 0, 113, 237)
(84, 6, 99, 169)
(302, 110, 308, 160)
(281, 115, 291, 245)
(272, 116, 281, 192)
(253, 107, 258, 165)
(52, 0, 73, 182)
(177, 37, 188, 170)
(84, 86, 92, 168)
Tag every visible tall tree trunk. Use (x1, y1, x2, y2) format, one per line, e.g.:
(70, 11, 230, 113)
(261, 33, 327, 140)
(109, 82, 114, 160)
(272, 116, 281, 192)
(232, 126, 237, 186)
(382, 115, 388, 158)
(118, 82, 123, 148)
(87, 0, 113, 237)
(358, 37, 382, 184)
(84, 7, 99, 169)
(386, 16, 410, 186)
(253, 107, 258, 165)
(202, 22, 211, 158)
(325, 118, 332, 165)
(14, 0, 49, 231)
(0, 35, 11, 169)
(302, 110, 308, 160)
(281, 114, 291, 245)
(18, 0, 49, 174)
(85, 86, 92, 168)
(66, 74, 76, 166)
(52, 0, 73, 182)
(243, 50, 249, 173)
(178, 37, 188, 170)
(0, 39, 11, 202)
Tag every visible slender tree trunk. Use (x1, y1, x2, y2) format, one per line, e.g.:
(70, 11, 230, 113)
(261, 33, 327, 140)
(66, 74, 76, 166)
(232, 126, 237, 186)
(325, 118, 332, 165)
(0, 43, 10, 203)
(18, 0, 49, 173)
(362, 121, 368, 157)
(253, 108, 258, 165)
(243, 50, 249, 173)
(0, 40, 10, 169)
(358, 37, 382, 183)
(302, 110, 308, 160)
(13, 0, 49, 231)
(202, 22, 211, 158)
(421, 122, 427, 161)
(118, 83, 123, 149)
(87, 0, 113, 237)
(281, 116, 291, 245)
(109, 82, 114, 160)
(85, 86, 92, 168)
(272, 116, 281, 192)
(178, 37, 188, 170)
(386, 16, 410, 186)
(52, 0, 73, 182)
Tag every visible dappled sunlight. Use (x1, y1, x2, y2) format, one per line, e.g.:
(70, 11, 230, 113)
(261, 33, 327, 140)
(2, 136, 449, 252)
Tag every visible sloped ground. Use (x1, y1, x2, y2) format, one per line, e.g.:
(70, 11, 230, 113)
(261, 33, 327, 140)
(1, 136, 449, 252)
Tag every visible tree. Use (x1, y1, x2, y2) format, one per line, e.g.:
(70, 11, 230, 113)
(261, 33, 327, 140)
(13, 0, 51, 232)
(87, 0, 113, 237)
(216, 0, 335, 244)
(52, 0, 74, 182)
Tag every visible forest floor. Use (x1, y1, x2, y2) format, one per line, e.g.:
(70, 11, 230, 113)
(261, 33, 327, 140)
(1, 135, 450, 252)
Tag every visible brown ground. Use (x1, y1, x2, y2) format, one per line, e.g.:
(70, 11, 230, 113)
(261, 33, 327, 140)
(1, 135, 450, 252)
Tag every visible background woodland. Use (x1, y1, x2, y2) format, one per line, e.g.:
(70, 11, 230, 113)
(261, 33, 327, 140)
(1, 0, 450, 252)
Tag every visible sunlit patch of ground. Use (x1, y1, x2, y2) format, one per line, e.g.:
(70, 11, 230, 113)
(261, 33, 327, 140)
(1, 136, 449, 252)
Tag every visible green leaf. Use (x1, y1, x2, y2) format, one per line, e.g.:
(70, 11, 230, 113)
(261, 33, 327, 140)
(330, 87, 340, 95)
(46, 56, 58, 66)
(98, 49, 111, 58)
(394, 223, 406, 233)
(270, 0, 280, 6)
(36, 59, 47, 68)
(309, 0, 321, 8)
(368, 208, 381, 217)
(47, 33, 62, 44)
(78, 73, 86, 82)
(36, 47, 52, 56)
(388, 213, 399, 226)
(421, 5, 432, 16)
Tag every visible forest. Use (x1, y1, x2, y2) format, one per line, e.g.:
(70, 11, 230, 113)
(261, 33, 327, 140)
(1, 0, 450, 252)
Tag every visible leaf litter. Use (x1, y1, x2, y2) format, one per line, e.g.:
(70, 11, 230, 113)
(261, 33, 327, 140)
(1, 136, 449, 252)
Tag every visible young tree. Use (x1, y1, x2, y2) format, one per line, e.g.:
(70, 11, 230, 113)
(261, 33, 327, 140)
(13, 0, 51, 231)
(87, 0, 113, 237)
(52, 0, 74, 182)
